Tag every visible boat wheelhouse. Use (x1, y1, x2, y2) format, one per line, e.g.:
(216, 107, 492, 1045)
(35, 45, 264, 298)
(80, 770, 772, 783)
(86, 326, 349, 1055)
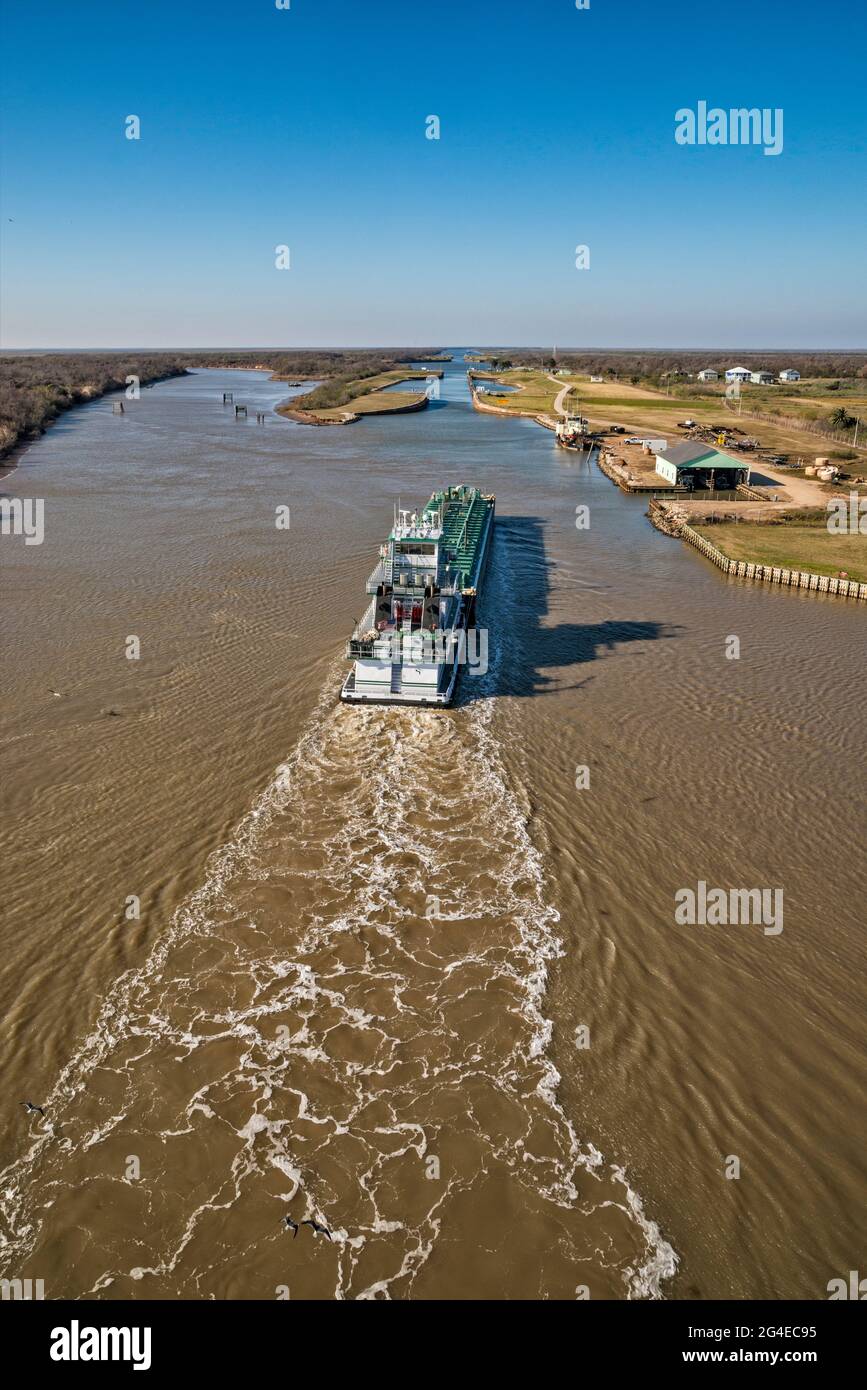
(340, 485, 495, 707)
(555, 414, 592, 449)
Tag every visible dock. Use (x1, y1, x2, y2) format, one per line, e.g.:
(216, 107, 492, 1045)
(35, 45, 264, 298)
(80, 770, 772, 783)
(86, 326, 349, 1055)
(596, 445, 685, 494)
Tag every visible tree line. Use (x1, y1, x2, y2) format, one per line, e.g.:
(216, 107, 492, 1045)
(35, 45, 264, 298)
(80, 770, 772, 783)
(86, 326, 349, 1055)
(480, 350, 867, 381)
(0, 353, 189, 458)
(0, 349, 439, 459)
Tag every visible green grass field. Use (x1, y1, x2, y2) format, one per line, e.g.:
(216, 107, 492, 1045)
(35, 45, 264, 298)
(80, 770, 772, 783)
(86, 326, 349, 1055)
(349, 389, 427, 416)
(480, 370, 867, 463)
(476, 369, 561, 414)
(281, 369, 431, 422)
(696, 522, 867, 582)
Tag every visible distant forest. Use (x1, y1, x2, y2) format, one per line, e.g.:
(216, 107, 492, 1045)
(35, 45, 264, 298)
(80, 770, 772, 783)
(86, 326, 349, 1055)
(0, 349, 439, 460)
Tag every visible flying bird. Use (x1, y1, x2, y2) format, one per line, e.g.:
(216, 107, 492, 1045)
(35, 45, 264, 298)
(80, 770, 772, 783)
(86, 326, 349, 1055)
(21, 1100, 45, 1116)
(283, 1216, 299, 1237)
(301, 1219, 332, 1240)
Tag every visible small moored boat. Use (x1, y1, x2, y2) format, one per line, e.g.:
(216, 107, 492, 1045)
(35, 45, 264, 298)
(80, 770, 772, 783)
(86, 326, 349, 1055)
(555, 414, 592, 450)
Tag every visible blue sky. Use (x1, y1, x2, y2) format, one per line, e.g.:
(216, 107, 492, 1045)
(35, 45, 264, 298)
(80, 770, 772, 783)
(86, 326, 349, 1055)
(1, 0, 865, 348)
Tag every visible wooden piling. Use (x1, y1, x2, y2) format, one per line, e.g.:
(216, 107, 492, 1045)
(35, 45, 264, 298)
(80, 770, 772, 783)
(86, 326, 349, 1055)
(646, 501, 867, 600)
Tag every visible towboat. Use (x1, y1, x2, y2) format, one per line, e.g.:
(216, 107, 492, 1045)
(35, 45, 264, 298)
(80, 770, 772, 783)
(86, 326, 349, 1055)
(555, 414, 593, 450)
(340, 485, 495, 707)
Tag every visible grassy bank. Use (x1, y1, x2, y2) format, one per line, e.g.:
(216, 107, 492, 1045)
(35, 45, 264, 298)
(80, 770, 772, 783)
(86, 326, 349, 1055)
(282, 369, 433, 423)
(695, 519, 867, 582)
(477, 361, 867, 461)
(474, 369, 562, 415)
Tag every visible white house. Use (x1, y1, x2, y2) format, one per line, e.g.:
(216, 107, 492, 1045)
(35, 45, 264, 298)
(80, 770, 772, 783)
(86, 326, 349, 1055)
(750, 371, 774, 385)
(697, 369, 718, 381)
(725, 366, 752, 383)
(779, 369, 800, 382)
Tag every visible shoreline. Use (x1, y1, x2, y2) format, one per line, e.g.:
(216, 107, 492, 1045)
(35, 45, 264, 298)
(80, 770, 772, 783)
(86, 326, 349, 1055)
(471, 370, 867, 595)
(0, 366, 190, 476)
(280, 371, 436, 426)
(278, 390, 430, 426)
(0, 363, 434, 472)
(469, 379, 538, 419)
(647, 502, 867, 599)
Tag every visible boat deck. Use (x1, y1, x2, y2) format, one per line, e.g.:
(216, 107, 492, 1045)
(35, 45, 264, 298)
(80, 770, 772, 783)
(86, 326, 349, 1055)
(427, 486, 494, 590)
(342, 486, 495, 707)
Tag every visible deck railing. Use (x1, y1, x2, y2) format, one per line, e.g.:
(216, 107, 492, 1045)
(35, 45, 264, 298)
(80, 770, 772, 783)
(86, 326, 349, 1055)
(366, 560, 389, 591)
(349, 598, 377, 641)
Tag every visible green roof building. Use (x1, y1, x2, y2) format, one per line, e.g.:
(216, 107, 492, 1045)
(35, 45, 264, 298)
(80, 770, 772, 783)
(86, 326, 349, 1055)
(655, 441, 749, 489)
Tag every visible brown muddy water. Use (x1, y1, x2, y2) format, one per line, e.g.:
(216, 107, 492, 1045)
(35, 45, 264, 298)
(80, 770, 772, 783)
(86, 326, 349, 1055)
(0, 360, 864, 1300)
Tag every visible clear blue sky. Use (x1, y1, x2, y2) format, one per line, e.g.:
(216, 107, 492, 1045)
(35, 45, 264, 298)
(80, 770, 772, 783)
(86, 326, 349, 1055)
(1, 0, 864, 348)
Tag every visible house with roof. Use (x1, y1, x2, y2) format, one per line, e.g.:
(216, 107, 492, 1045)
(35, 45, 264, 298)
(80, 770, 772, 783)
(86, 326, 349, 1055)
(779, 369, 801, 382)
(654, 441, 750, 490)
(750, 371, 774, 385)
(697, 369, 719, 381)
(725, 366, 752, 383)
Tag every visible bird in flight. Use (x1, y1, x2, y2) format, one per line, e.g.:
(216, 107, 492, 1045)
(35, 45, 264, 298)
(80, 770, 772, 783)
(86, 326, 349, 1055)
(21, 1100, 46, 1116)
(302, 1219, 332, 1240)
(283, 1216, 299, 1237)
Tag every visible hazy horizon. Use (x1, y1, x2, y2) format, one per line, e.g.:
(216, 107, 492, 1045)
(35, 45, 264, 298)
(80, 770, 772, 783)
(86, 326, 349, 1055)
(2, 344, 865, 356)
